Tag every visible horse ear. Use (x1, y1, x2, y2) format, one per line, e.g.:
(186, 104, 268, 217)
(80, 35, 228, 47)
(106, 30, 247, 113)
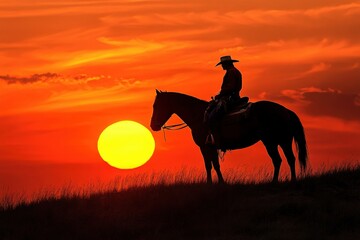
(156, 89, 160, 95)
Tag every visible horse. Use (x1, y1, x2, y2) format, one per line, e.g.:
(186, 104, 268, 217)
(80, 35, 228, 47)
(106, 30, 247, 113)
(150, 90, 308, 184)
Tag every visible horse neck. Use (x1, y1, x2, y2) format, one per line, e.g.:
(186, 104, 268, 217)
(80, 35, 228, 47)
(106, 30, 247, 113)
(167, 93, 207, 129)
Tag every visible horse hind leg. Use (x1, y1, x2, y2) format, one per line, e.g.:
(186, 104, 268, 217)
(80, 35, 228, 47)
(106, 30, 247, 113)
(280, 142, 296, 182)
(265, 144, 282, 183)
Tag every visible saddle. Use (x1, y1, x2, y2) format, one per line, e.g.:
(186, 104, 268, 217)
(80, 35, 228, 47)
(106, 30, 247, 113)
(227, 97, 250, 113)
(222, 97, 252, 125)
(204, 96, 250, 125)
(204, 97, 251, 146)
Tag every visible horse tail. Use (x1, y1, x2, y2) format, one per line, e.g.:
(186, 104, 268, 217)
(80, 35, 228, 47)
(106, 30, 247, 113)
(290, 111, 308, 170)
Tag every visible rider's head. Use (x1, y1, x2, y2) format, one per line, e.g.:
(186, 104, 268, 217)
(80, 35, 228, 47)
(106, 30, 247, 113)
(220, 61, 234, 70)
(216, 56, 238, 70)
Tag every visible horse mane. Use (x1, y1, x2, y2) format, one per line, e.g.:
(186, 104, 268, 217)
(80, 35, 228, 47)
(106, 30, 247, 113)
(161, 91, 208, 104)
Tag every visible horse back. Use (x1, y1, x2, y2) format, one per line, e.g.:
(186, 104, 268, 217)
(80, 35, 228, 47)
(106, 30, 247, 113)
(214, 100, 295, 150)
(251, 100, 295, 125)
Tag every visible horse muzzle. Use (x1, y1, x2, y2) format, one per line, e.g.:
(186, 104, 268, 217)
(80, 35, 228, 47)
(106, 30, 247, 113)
(150, 122, 162, 131)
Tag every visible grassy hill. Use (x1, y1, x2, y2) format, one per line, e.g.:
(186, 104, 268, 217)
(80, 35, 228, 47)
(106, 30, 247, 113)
(1, 167, 360, 240)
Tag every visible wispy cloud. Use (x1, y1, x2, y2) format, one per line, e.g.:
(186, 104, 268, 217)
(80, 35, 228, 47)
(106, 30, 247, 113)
(304, 62, 331, 75)
(305, 2, 360, 16)
(0, 0, 192, 18)
(0, 73, 59, 84)
(29, 85, 141, 112)
(59, 39, 164, 68)
(0, 72, 152, 116)
(0, 72, 121, 86)
(241, 39, 360, 66)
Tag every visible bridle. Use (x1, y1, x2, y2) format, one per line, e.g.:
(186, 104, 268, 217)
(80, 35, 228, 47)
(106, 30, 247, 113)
(161, 122, 188, 142)
(162, 122, 188, 130)
(152, 92, 189, 141)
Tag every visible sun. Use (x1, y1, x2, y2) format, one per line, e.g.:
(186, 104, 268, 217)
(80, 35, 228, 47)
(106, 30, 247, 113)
(97, 120, 155, 169)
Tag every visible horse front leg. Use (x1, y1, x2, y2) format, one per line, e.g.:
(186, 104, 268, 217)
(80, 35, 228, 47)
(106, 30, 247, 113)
(205, 159, 212, 184)
(213, 155, 224, 184)
(200, 146, 213, 184)
(200, 146, 224, 184)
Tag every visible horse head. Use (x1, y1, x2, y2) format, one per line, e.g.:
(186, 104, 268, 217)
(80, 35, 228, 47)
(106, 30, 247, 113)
(150, 89, 173, 131)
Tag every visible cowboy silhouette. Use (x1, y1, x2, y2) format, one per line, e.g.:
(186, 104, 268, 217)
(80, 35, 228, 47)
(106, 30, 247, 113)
(215, 55, 242, 101)
(204, 56, 246, 145)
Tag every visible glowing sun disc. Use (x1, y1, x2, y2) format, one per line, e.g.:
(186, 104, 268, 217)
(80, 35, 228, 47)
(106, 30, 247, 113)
(97, 120, 155, 169)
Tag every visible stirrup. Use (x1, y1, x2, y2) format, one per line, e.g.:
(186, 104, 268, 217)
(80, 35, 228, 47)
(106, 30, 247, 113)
(205, 133, 215, 145)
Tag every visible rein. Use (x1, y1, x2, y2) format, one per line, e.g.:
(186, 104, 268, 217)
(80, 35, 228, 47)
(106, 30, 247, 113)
(161, 122, 188, 141)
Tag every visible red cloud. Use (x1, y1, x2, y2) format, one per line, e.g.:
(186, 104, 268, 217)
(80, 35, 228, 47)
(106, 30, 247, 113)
(302, 90, 360, 120)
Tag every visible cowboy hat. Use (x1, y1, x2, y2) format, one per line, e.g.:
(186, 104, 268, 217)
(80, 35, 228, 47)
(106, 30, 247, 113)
(216, 55, 239, 66)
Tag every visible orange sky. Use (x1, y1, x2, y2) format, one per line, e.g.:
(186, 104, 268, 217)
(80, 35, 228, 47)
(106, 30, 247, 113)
(1, 0, 360, 198)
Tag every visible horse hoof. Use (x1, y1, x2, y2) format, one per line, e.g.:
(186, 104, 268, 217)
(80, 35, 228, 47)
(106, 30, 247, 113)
(271, 180, 279, 185)
(218, 180, 226, 185)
